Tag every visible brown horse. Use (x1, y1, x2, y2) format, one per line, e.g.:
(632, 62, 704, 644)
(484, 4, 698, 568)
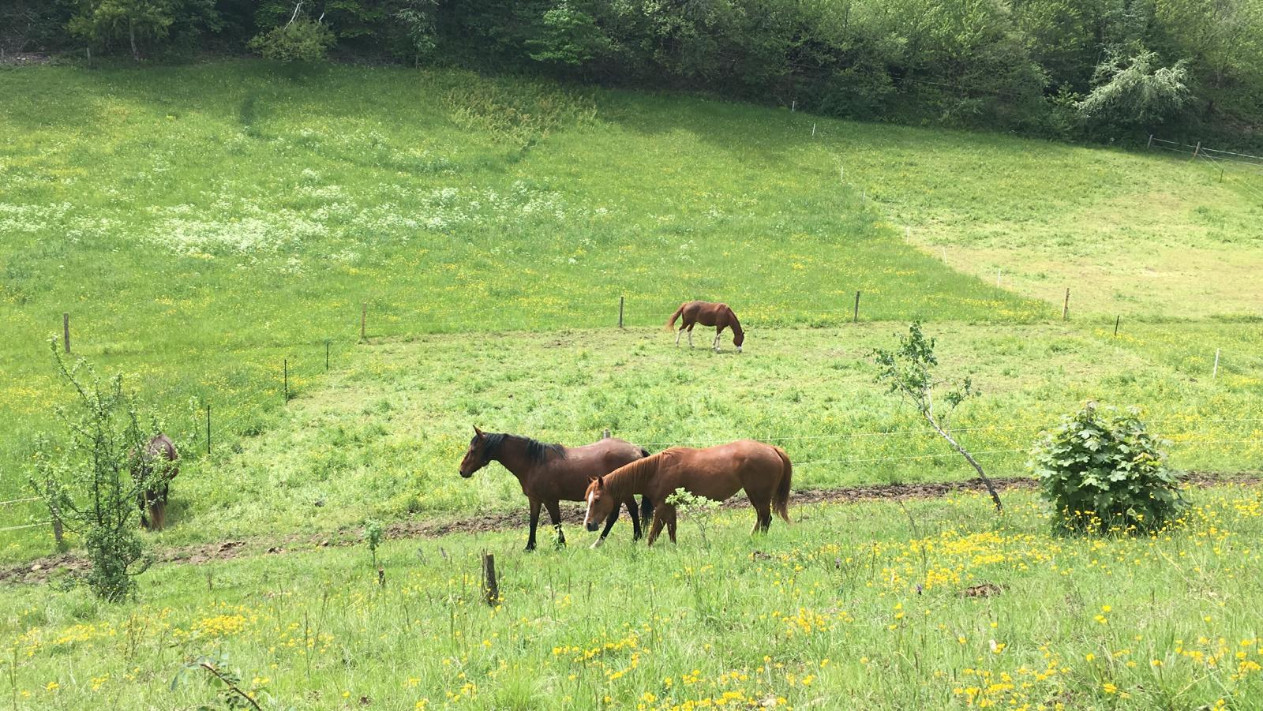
(132, 434, 178, 531)
(583, 440, 791, 546)
(460, 427, 653, 550)
(666, 301, 744, 352)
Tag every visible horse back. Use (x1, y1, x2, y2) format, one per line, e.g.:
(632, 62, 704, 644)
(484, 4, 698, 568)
(538, 438, 646, 502)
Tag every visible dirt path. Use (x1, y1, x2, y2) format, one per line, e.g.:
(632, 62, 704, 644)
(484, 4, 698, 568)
(3, 473, 1257, 586)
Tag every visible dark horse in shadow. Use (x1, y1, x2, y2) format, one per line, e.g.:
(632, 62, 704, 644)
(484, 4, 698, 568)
(132, 434, 178, 531)
(666, 301, 744, 352)
(460, 427, 654, 550)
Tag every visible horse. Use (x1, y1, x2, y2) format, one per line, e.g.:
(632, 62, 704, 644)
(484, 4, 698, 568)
(132, 434, 178, 531)
(666, 301, 744, 352)
(583, 439, 791, 546)
(459, 427, 654, 550)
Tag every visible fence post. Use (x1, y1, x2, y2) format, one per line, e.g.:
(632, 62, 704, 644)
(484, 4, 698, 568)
(853, 291, 861, 323)
(206, 404, 211, 455)
(1192, 141, 1201, 159)
(618, 296, 624, 329)
(360, 303, 367, 341)
(1147, 134, 1153, 149)
(63, 313, 70, 353)
(602, 428, 611, 439)
(1213, 349, 1220, 380)
(1062, 289, 1070, 321)
(325, 340, 330, 371)
(1114, 315, 1120, 337)
(482, 552, 500, 606)
(283, 359, 289, 402)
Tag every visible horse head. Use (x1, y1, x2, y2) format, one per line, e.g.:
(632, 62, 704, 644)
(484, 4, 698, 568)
(583, 475, 616, 532)
(459, 426, 492, 477)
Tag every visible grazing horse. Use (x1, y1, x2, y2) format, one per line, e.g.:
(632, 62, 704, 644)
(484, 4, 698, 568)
(666, 301, 744, 352)
(459, 427, 654, 550)
(583, 440, 791, 546)
(133, 434, 178, 531)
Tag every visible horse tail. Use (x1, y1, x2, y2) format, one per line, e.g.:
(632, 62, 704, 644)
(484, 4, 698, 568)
(665, 303, 686, 330)
(639, 496, 655, 529)
(772, 446, 793, 523)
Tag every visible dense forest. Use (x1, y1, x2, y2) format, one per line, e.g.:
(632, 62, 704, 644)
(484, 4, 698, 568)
(2, 0, 1261, 145)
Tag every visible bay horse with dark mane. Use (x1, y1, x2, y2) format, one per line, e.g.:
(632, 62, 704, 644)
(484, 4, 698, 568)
(666, 301, 744, 352)
(132, 434, 178, 531)
(583, 440, 791, 546)
(460, 427, 653, 550)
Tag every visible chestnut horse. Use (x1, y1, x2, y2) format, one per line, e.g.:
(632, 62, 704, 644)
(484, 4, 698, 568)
(460, 427, 653, 550)
(133, 434, 178, 531)
(666, 301, 744, 353)
(583, 440, 791, 546)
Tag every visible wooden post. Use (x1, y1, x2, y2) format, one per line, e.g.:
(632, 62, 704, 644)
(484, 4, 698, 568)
(602, 428, 611, 439)
(325, 340, 330, 371)
(283, 359, 289, 402)
(853, 291, 861, 323)
(1062, 289, 1070, 320)
(1114, 315, 1120, 337)
(1192, 141, 1201, 159)
(360, 303, 367, 341)
(482, 552, 500, 607)
(1147, 134, 1153, 149)
(206, 404, 211, 455)
(63, 313, 70, 353)
(1213, 349, 1220, 380)
(791, 100, 796, 112)
(812, 123, 816, 137)
(618, 296, 624, 329)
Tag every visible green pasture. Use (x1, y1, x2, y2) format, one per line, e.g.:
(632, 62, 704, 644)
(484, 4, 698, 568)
(3, 61, 1263, 559)
(4, 486, 1263, 710)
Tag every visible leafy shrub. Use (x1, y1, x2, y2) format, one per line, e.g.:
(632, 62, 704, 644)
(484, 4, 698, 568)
(30, 339, 163, 602)
(1031, 402, 1182, 534)
(247, 16, 334, 63)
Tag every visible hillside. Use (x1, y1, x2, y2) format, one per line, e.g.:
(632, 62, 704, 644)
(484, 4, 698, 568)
(1, 62, 1261, 557)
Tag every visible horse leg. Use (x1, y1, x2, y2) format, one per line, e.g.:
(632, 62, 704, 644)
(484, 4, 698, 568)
(625, 498, 642, 541)
(592, 500, 625, 549)
(646, 508, 667, 547)
(712, 327, 723, 352)
(663, 505, 678, 544)
(750, 499, 773, 535)
(545, 500, 566, 548)
(525, 498, 542, 551)
(687, 324, 694, 348)
(675, 327, 682, 346)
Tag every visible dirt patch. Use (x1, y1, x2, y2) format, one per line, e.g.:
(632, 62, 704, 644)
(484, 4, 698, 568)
(3, 472, 1257, 586)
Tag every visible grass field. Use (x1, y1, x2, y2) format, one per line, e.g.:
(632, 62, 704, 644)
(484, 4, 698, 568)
(2, 60, 1263, 710)
(4, 486, 1262, 710)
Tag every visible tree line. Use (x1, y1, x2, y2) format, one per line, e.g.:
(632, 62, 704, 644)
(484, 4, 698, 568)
(3, 0, 1261, 145)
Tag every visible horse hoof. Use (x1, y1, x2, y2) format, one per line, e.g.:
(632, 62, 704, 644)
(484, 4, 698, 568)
(590, 538, 605, 549)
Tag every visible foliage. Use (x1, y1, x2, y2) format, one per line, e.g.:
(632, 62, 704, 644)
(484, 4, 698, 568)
(364, 518, 383, 570)
(29, 340, 163, 602)
(872, 322, 1002, 512)
(665, 488, 720, 549)
(1077, 50, 1192, 128)
(1031, 401, 1183, 534)
(247, 13, 335, 63)
(67, 0, 218, 60)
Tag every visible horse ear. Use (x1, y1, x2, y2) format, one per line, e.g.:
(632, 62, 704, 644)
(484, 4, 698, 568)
(473, 425, 483, 437)
(596, 475, 604, 489)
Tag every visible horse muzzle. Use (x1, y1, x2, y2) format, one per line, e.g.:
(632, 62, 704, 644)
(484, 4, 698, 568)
(584, 521, 600, 532)
(459, 469, 474, 478)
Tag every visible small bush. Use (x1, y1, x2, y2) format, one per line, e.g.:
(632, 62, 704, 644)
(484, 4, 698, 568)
(247, 16, 334, 63)
(1031, 402, 1182, 534)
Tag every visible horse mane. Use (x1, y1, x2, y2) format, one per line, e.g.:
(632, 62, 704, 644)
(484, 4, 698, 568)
(602, 453, 661, 499)
(725, 305, 743, 335)
(485, 432, 566, 464)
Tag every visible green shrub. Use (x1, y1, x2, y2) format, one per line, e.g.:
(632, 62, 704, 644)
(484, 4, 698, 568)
(247, 16, 334, 63)
(1031, 402, 1183, 534)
